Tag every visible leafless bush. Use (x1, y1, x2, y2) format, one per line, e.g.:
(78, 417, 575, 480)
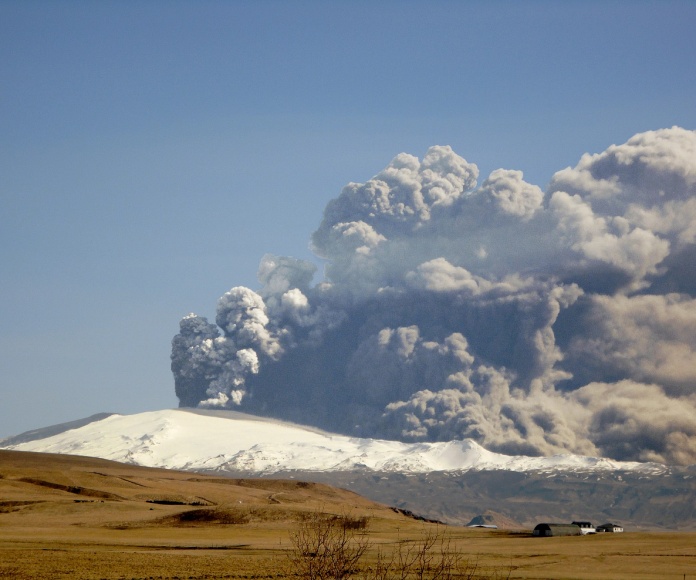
(174, 507, 250, 524)
(365, 526, 479, 580)
(287, 510, 370, 579)
(334, 514, 369, 530)
(288, 512, 509, 580)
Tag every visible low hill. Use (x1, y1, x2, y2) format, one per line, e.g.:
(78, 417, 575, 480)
(0, 449, 402, 527)
(0, 449, 418, 579)
(2, 450, 695, 580)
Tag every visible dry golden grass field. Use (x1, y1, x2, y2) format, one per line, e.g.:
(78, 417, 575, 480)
(1, 450, 694, 579)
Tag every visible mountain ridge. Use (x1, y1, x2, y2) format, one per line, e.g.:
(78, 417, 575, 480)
(0, 408, 671, 475)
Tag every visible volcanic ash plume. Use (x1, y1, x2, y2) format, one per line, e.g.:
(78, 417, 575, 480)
(172, 128, 696, 465)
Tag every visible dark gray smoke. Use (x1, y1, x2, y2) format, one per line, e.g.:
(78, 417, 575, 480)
(172, 128, 696, 465)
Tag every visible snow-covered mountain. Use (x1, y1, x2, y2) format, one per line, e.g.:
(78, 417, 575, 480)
(0, 408, 668, 476)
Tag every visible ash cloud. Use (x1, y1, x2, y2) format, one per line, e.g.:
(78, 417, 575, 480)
(172, 127, 696, 466)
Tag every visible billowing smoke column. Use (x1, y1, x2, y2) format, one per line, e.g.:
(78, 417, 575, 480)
(172, 128, 696, 466)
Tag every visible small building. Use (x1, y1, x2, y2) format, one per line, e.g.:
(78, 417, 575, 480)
(571, 521, 595, 534)
(596, 523, 624, 533)
(533, 523, 582, 537)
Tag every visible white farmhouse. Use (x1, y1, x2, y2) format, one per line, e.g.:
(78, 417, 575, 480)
(596, 523, 624, 533)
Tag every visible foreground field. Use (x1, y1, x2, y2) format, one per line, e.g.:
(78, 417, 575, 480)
(1, 450, 694, 579)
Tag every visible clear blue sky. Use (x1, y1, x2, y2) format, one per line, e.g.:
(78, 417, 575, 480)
(2, 0, 695, 438)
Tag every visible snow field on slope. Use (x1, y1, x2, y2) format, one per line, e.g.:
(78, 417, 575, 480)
(3, 409, 660, 474)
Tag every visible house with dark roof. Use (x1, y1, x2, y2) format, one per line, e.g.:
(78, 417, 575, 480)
(571, 521, 596, 534)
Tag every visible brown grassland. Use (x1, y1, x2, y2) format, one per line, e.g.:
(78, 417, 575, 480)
(0, 450, 694, 579)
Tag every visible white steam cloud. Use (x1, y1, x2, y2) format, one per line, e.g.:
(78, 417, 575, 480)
(172, 127, 696, 465)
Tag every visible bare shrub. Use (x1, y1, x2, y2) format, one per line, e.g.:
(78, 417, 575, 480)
(288, 512, 508, 580)
(335, 514, 369, 530)
(287, 510, 370, 579)
(174, 507, 250, 524)
(365, 526, 479, 580)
